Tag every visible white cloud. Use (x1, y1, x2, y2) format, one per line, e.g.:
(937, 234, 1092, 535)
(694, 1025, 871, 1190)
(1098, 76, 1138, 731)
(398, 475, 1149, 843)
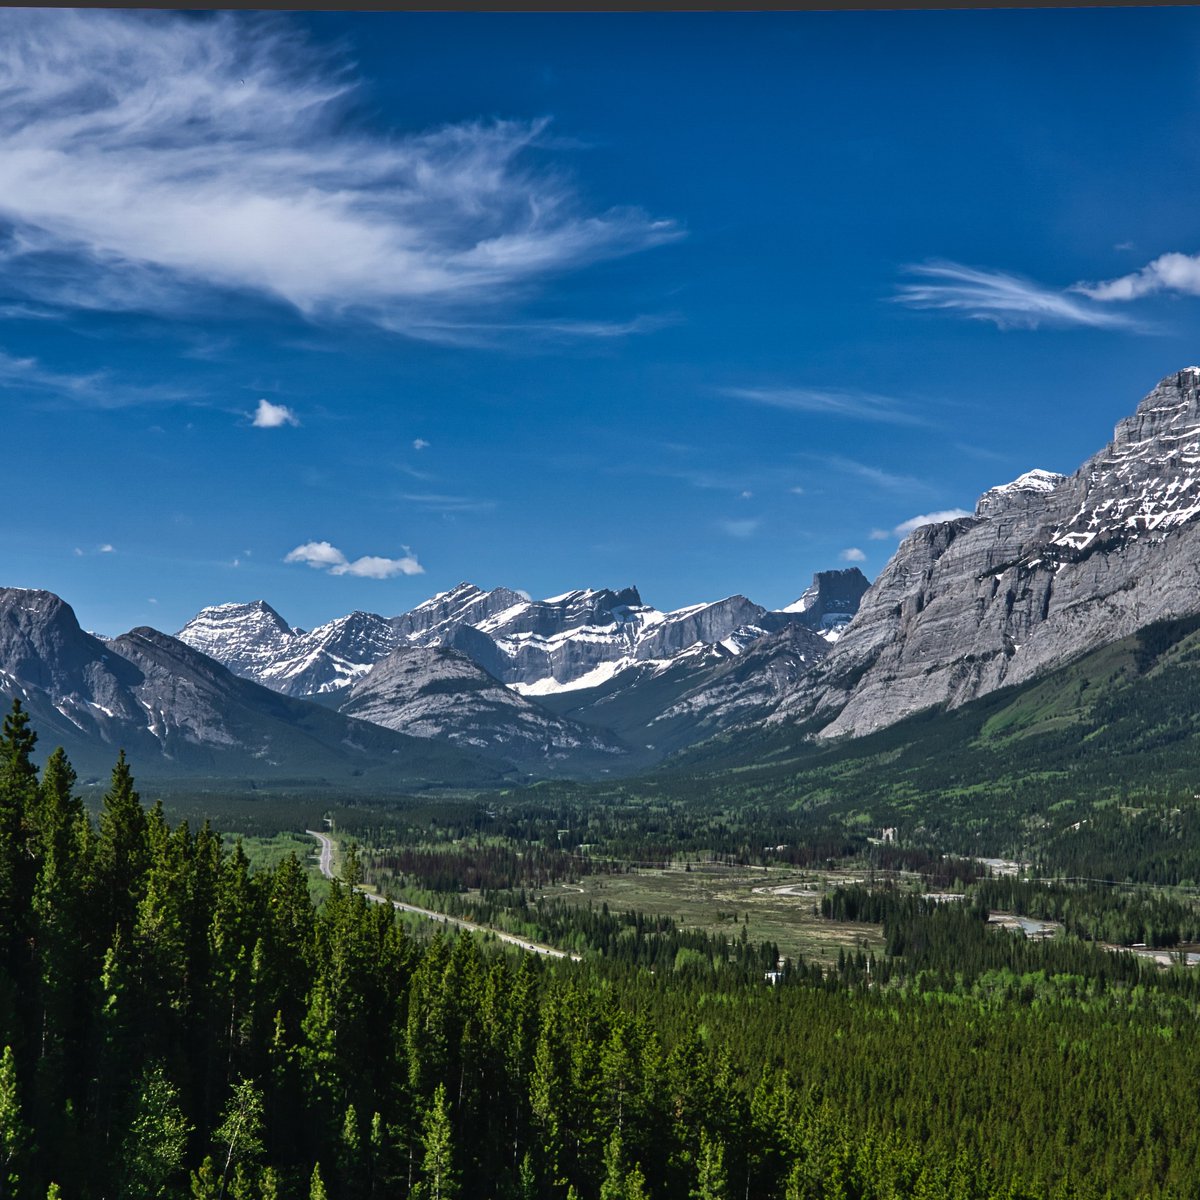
(412, 438, 430, 451)
(839, 547, 866, 563)
(252, 398, 299, 428)
(739, 490, 753, 500)
(98, 543, 115, 553)
(148, 597, 158, 605)
(722, 385, 926, 426)
(717, 518, 760, 539)
(1074, 252, 1200, 303)
(0, 11, 680, 337)
(285, 540, 424, 578)
(867, 528, 890, 541)
(893, 509, 972, 538)
(896, 261, 1135, 330)
(337, 554, 423, 580)
(73, 547, 83, 557)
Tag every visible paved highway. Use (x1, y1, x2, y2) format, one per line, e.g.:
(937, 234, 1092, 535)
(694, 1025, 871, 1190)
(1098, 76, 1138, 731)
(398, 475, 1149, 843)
(307, 830, 580, 962)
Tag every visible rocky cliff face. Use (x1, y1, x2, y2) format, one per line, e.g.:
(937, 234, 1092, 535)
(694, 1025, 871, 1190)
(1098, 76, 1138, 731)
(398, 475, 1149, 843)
(393, 582, 529, 644)
(780, 368, 1200, 738)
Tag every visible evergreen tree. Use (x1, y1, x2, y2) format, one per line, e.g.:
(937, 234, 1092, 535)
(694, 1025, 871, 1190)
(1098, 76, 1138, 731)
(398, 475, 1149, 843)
(0, 701, 38, 996)
(94, 751, 148, 937)
(309, 1163, 328, 1200)
(691, 1130, 727, 1200)
(0, 1046, 26, 1200)
(415, 1083, 457, 1200)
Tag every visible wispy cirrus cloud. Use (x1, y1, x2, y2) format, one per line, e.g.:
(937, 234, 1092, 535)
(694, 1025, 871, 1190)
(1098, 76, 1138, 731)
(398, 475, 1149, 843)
(1074, 252, 1200, 303)
(399, 492, 496, 515)
(722, 385, 928, 426)
(0, 349, 191, 408)
(823, 455, 930, 495)
(896, 261, 1137, 330)
(0, 10, 681, 339)
(285, 540, 424, 579)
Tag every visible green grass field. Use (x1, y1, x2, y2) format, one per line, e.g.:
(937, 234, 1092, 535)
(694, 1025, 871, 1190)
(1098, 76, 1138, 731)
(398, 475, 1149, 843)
(528, 862, 884, 965)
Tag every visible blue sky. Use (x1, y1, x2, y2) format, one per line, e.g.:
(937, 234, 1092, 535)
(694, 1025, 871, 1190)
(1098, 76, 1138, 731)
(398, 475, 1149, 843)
(7, 7, 1200, 635)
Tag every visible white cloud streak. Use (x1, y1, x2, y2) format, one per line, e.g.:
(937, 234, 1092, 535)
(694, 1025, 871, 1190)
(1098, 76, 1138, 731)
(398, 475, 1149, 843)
(0, 10, 681, 336)
(896, 261, 1136, 330)
(285, 540, 424, 578)
(893, 509, 972, 537)
(1074, 252, 1200, 302)
(723, 386, 927, 426)
(839, 547, 866, 562)
(0, 348, 191, 408)
(823, 456, 928, 495)
(251, 398, 299, 428)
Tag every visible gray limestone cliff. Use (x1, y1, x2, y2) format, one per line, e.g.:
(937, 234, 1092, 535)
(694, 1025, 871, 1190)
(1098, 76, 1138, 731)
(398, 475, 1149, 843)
(777, 368, 1200, 738)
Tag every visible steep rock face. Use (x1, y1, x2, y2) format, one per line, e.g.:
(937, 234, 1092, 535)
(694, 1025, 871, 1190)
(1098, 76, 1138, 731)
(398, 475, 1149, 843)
(782, 368, 1200, 738)
(393, 582, 529, 643)
(340, 645, 626, 771)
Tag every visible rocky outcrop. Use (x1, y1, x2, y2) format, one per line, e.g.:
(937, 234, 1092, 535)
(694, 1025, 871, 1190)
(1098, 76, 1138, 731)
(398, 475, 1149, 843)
(779, 368, 1200, 738)
(778, 568, 871, 637)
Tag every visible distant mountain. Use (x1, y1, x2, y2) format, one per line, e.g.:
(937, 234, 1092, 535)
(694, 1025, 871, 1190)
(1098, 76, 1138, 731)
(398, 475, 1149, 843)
(778, 567, 870, 639)
(180, 573, 865, 705)
(340, 644, 628, 775)
(0, 588, 508, 788)
(178, 603, 402, 697)
(539, 619, 832, 762)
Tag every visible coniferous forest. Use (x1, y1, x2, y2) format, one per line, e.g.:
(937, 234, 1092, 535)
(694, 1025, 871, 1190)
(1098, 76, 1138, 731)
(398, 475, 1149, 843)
(7, 698, 1200, 1199)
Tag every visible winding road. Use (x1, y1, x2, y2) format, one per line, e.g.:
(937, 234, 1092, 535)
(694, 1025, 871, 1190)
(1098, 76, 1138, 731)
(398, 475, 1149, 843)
(307, 831, 580, 962)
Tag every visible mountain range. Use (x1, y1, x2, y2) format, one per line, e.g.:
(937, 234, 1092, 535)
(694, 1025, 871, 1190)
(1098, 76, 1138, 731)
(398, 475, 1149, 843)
(7, 367, 1200, 788)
